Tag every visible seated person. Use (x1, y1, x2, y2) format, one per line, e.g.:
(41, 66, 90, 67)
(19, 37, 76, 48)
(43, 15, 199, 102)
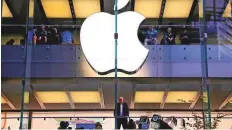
(165, 27, 175, 45)
(144, 26, 158, 45)
(62, 30, 74, 44)
(32, 28, 38, 45)
(179, 29, 190, 45)
(47, 26, 61, 45)
(36, 25, 48, 45)
(53, 26, 61, 44)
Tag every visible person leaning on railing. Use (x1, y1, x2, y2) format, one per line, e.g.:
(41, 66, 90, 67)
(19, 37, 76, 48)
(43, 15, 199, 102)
(61, 30, 74, 44)
(179, 29, 190, 45)
(143, 26, 158, 45)
(34, 25, 48, 45)
(166, 27, 176, 45)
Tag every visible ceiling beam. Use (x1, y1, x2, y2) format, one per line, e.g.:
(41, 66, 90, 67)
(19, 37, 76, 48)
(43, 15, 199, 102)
(1, 92, 16, 110)
(130, 84, 136, 109)
(4, 0, 19, 19)
(187, 0, 198, 23)
(100, 0, 104, 12)
(219, 92, 232, 109)
(98, 85, 105, 109)
(68, 0, 76, 24)
(5, 78, 232, 86)
(219, 0, 229, 17)
(189, 89, 201, 109)
(160, 84, 171, 109)
(30, 85, 46, 109)
(1, 0, 3, 18)
(130, 0, 135, 11)
(3, 108, 232, 113)
(158, 0, 167, 25)
(64, 88, 75, 109)
(34, 0, 49, 24)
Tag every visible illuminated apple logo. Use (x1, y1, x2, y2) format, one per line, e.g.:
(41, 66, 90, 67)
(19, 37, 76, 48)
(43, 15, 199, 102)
(80, 0, 148, 74)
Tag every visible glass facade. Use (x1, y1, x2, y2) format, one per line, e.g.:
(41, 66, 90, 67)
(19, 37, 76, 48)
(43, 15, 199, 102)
(1, 0, 232, 129)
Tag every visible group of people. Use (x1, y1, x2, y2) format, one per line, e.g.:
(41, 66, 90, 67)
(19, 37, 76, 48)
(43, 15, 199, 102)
(144, 26, 190, 45)
(115, 97, 150, 129)
(58, 121, 102, 129)
(5, 25, 190, 46)
(57, 96, 179, 129)
(115, 97, 181, 129)
(30, 25, 74, 45)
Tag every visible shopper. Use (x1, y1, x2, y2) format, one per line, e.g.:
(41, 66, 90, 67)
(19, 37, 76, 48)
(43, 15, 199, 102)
(179, 29, 190, 45)
(95, 122, 103, 129)
(115, 97, 129, 129)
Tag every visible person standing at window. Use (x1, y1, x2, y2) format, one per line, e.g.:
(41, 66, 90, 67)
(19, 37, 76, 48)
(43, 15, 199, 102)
(62, 30, 74, 44)
(179, 29, 190, 45)
(115, 97, 129, 129)
(166, 27, 175, 45)
(37, 25, 48, 45)
(144, 26, 158, 45)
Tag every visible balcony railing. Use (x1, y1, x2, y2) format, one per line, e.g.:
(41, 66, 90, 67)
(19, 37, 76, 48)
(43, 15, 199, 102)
(2, 45, 232, 78)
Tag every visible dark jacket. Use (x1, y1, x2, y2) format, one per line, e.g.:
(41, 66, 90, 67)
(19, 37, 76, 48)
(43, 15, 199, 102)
(114, 103, 129, 117)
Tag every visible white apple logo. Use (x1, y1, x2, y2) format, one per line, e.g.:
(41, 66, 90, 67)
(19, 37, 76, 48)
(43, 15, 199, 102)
(80, 0, 149, 74)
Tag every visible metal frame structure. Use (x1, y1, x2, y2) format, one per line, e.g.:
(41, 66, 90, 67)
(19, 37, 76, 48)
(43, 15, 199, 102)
(130, 84, 136, 109)
(2, 109, 232, 113)
(98, 86, 105, 109)
(187, 0, 198, 23)
(189, 89, 202, 109)
(219, 93, 232, 109)
(100, 0, 104, 12)
(158, 0, 166, 25)
(34, 0, 50, 24)
(65, 88, 76, 109)
(200, 0, 212, 128)
(130, 0, 135, 11)
(114, 0, 118, 128)
(68, 0, 76, 24)
(30, 85, 46, 109)
(160, 85, 170, 109)
(2, 0, 228, 129)
(1, 92, 16, 110)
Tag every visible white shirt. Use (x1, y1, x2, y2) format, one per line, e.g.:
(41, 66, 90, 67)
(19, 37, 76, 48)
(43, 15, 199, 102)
(120, 104, 123, 116)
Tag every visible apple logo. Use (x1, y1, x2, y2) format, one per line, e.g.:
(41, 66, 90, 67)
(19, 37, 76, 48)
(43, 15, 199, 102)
(80, 0, 149, 75)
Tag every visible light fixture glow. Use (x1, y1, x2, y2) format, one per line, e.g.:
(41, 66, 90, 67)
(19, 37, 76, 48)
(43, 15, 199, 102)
(135, 91, 164, 103)
(71, 91, 101, 103)
(80, 11, 148, 74)
(222, 1, 232, 18)
(36, 91, 69, 103)
(2, 0, 13, 18)
(166, 91, 198, 103)
(135, 0, 162, 18)
(164, 0, 194, 18)
(73, 0, 100, 18)
(41, 0, 72, 18)
(1, 97, 7, 104)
